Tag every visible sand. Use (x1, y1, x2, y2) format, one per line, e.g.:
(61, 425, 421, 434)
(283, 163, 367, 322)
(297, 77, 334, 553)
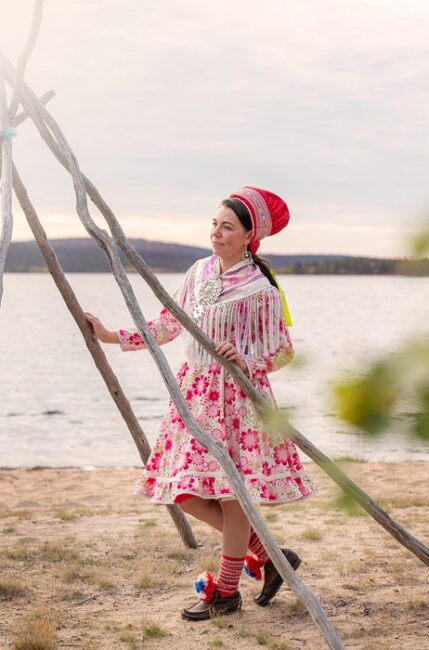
(0, 460, 428, 650)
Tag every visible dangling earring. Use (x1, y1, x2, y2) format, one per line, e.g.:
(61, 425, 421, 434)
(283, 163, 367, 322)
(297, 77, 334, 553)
(243, 245, 252, 265)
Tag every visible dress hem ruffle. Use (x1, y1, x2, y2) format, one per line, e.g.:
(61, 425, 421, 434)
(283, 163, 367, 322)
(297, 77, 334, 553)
(132, 471, 318, 507)
(132, 486, 318, 507)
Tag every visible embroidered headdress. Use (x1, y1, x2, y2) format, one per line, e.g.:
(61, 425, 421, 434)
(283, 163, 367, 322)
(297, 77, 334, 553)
(228, 186, 292, 325)
(229, 186, 290, 254)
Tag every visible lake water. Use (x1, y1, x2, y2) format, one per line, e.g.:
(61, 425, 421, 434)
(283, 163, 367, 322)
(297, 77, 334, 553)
(1, 273, 428, 468)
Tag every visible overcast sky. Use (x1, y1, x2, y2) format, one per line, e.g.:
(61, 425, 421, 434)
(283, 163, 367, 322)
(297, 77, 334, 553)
(2, 0, 429, 257)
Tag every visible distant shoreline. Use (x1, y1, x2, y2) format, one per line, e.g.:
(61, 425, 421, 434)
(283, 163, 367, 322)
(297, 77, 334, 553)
(5, 237, 429, 275)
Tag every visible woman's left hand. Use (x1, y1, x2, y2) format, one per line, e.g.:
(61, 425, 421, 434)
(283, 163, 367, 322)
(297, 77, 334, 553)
(215, 341, 249, 375)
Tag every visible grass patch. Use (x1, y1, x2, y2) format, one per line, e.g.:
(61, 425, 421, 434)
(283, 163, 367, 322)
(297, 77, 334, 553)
(337, 560, 362, 577)
(119, 632, 140, 649)
(60, 564, 81, 583)
(166, 548, 194, 562)
(286, 598, 308, 618)
(111, 547, 139, 562)
(142, 622, 168, 639)
(208, 639, 224, 647)
(134, 522, 158, 538)
(13, 608, 59, 650)
(256, 628, 274, 645)
(41, 542, 78, 563)
(61, 587, 86, 602)
(264, 511, 278, 523)
(13, 509, 33, 521)
(54, 508, 80, 521)
(235, 625, 250, 638)
(80, 567, 116, 590)
(320, 549, 338, 562)
(300, 528, 323, 541)
(406, 598, 428, 613)
(74, 507, 96, 517)
(269, 641, 290, 650)
(196, 553, 220, 574)
(5, 545, 34, 561)
(211, 615, 230, 629)
(134, 568, 156, 590)
(3, 525, 16, 534)
(133, 557, 171, 585)
(138, 519, 157, 528)
(0, 576, 28, 601)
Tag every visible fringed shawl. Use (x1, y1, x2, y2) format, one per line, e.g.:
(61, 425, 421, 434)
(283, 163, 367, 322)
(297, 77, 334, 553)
(176, 255, 285, 366)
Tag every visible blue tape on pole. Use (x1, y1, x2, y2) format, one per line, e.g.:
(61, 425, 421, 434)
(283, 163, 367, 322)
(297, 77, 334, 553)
(0, 127, 17, 138)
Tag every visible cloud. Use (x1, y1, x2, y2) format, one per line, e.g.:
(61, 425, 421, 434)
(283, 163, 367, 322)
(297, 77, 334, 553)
(3, 0, 429, 255)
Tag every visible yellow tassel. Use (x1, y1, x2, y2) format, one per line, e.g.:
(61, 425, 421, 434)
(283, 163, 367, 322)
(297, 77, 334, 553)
(270, 270, 293, 327)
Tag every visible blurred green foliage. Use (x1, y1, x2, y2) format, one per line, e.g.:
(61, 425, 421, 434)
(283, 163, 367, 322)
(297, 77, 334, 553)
(333, 340, 429, 440)
(410, 227, 429, 259)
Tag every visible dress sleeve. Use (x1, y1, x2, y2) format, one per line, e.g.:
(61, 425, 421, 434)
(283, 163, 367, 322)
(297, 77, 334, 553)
(117, 305, 182, 352)
(241, 288, 294, 380)
(116, 262, 196, 352)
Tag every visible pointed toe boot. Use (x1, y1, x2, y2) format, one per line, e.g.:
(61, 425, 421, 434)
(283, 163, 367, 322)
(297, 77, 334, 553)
(181, 590, 242, 621)
(254, 549, 302, 607)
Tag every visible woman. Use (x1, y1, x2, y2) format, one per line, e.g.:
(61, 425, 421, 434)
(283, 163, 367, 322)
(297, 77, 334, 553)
(85, 186, 317, 621)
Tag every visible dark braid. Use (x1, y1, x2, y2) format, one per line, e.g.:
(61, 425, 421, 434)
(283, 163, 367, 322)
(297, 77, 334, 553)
(220, 198, 278, 289)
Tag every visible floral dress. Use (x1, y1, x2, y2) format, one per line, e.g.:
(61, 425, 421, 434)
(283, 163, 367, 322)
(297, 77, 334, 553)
(118, 255, 317, 505)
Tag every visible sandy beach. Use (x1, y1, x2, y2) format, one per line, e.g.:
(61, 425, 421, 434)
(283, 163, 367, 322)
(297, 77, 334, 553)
(0, 460, 428, 649)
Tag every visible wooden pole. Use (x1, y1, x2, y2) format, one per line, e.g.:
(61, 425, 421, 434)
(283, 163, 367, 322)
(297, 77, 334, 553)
(4, 58, 427, 569)
(13, 89, 55, 127)
(0, 73, 13, 306)
(8, 0, 44, 119)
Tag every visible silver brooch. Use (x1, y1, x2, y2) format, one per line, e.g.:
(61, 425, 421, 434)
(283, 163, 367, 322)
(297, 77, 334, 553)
(191, 275, 222, 322)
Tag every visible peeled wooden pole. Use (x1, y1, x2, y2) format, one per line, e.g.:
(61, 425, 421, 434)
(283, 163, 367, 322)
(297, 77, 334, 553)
(5, 60, 428, 569)
(8, 0, 44, 119)
(0, 74, 14, 306)
(13, 89, 55, 126)
(0, 149, 198, 550)
(0, 0, 45, 303)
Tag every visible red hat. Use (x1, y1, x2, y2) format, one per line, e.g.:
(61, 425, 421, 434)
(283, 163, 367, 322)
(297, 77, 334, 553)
(229, 186, 290, 254)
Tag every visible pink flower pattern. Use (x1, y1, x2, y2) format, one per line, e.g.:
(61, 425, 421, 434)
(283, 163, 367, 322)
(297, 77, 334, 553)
(239, 428, 260, 452)
(130, 357, 318, 504)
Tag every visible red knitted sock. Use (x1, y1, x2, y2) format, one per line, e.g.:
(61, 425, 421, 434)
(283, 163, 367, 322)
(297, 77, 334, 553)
(242, 529, 271, 580)
(216, 555, 245, 597)
(248, 529, 270, 564)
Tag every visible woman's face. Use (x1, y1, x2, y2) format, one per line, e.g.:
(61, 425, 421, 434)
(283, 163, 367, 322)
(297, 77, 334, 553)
(211, 206, 252, 261)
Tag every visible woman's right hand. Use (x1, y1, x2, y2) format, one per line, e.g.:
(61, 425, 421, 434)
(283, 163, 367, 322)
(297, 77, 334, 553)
(85, 312, 119, 344)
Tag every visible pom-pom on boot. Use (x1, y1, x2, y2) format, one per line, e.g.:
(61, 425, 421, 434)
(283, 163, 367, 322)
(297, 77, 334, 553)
(243, 553, 264, 580)
(194, 571, 218, 602)
(181, 571, 242, 621)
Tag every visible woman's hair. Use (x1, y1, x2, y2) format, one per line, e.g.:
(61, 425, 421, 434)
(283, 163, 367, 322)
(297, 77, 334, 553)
(221, 198, 278, 289)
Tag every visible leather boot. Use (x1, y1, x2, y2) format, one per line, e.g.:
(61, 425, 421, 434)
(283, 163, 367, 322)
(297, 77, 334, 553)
(254, 548, 302, 607)
(181, 589, 242, 621)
